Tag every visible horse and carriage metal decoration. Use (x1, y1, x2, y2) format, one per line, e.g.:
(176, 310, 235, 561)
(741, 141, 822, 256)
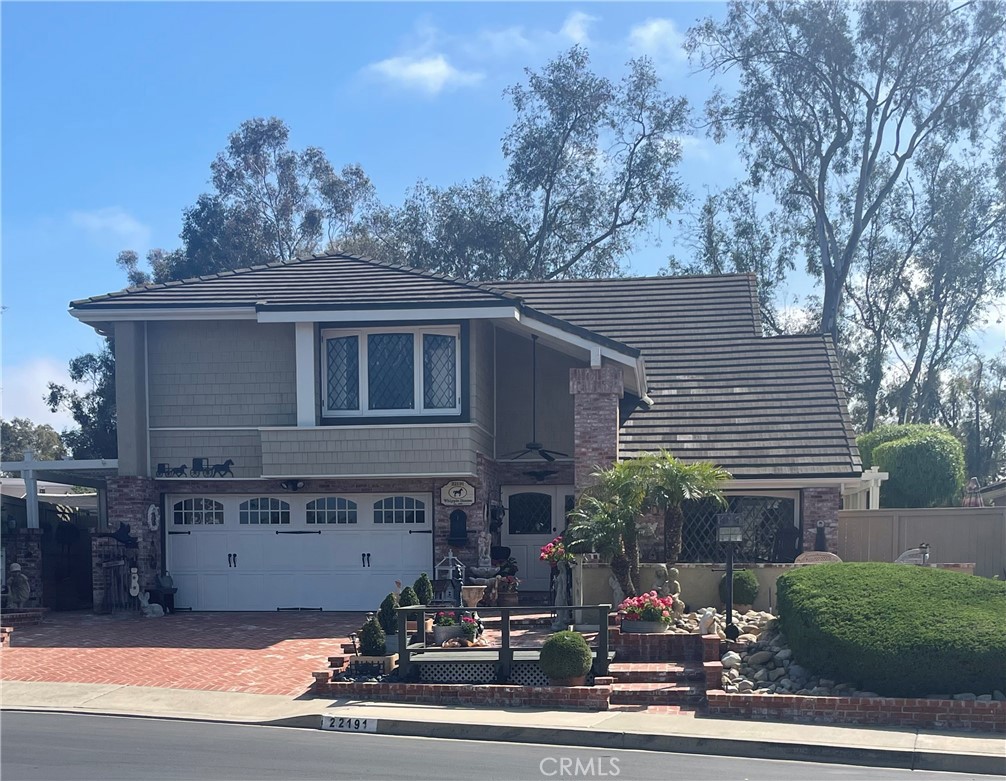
(156, 458, 235, 478)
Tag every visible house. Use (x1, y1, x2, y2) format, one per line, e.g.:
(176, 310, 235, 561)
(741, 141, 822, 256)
(68, 253, 861, 611)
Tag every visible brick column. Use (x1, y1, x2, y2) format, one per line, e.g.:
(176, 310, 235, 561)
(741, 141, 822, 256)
(3, 529, 43, 607)
(570, 367, 623, 494)
(802, 487, 841, 553)
(106, 477, 161, 593)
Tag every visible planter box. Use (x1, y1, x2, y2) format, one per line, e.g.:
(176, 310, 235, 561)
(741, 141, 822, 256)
(349, 653, 398, 675)
(431, 625, 465, 645)
(619, 620, 669, 634)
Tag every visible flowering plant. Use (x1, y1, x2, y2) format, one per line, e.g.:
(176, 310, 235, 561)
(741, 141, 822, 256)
(434, 610, 459, 626)
(460, 614, 478, 640)
(617, 591, 674, 625)
(539, 535, 574, 565)
(498, 575, 520, 592)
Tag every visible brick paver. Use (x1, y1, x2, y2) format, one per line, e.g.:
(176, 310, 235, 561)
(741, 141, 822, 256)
(0, 611, 359, 696)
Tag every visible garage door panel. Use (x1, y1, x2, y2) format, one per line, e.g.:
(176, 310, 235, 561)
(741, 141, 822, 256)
(172, 573, 200, 610)
(196, 535, 232, 572)
(198, 573, 233, 611)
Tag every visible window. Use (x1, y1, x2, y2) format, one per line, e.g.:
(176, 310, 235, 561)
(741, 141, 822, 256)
(239, 497, 290, 525)
(173, 498, 224, 525)
(322, 326, 460, 417)
(373, 496, 426, 524)
(680, 494, 798, 563)
(306, 497, 358, 524)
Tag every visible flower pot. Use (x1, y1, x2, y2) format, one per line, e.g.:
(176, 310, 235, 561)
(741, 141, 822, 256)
(619, 620, 669, 634)
(549, 675, 587, 687)
(497, 592, 519, 607)
(432, 625, 465, 645)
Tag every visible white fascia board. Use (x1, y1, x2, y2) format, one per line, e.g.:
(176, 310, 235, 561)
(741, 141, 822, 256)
(257, 305, 520, 324)
(0, 458, 119, 472)
(723, 478, 857, 490)
(71, 307, 257, 323)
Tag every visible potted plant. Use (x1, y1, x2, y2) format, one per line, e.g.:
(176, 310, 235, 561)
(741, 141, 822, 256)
(539, 630, 592, 686)
(358, 617, 386, 657)
(617, 591, 674, 633)
(414, 573, 434, 606)
(497, 575, 520, 607)
(398, 585, 428, 633)
(540, 535, 574, 569)
(432, 610, 466, 645)
(719, 570, 759, 613)
(460, 614, 478, 642)
(378, 593, 399, 653)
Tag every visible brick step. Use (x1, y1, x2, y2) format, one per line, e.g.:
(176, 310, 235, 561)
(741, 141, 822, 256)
(341, 643, 357, 654)
(328, 655, 348, 669)
(0, 626, 12, 647)
(312, 671, 332, 684)
(608, 662, 704, 684)
(610, 683, 706, 706)
(1, 611, 45, 627)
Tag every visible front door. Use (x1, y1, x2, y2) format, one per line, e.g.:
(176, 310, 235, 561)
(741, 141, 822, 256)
(501, 485, 575, 593)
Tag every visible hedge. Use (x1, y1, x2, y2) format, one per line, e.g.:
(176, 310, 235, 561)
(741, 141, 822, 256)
(857, 424, 965, 507)
(856, 424, 944, 469)
(777, 563, 1006, 698)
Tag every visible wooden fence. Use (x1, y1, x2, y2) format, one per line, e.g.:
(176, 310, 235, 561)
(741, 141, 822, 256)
(837, 507, 1006, 579)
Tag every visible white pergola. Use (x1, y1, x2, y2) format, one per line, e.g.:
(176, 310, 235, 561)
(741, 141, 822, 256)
(0, 451, 118, 529)
(840, 466, 889, 510)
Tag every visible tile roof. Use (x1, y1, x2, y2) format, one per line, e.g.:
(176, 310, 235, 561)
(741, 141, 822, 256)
(495, 276, 861, 479)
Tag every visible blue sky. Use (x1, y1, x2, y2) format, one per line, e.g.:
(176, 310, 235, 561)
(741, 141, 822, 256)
(4, 2, 753, 430)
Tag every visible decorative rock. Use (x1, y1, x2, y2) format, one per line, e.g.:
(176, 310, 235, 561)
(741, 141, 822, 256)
(737, 680, 753, 693)
(721, 651, 742, 668)
(725, 684, 739, 693)
(953, 693, 977, 701)
(926, 694, 951, 700)
(778, 678, 794, 690)
(753, 668, 769, 682)
(755, 681, 773, 690)
(737, 633, 758, 644)
(994, 690, 1006, 701)
(748, 650, 774, 665)
(741, 624, 761, 635)
(819, 678, 835, 688)
(774, 649, 792, 661)
(978, 694, 992, 702)
(768, 667, 786, 681)
(788, 664, 809, 680)
(809, 686, 831, 696)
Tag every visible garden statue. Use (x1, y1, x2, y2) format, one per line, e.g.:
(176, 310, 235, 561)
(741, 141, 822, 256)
(668, 567, 685, 618)
(552, 563, 572, 630)
(477, 529, 491, 567)
(649, 564, 670, 597)
(138, 591, 164, 618)
(7, 563, 30, 609)
(698, 607, 717, 635)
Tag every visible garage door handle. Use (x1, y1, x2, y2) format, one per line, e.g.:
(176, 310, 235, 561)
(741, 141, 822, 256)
(361, 552, 366, 568)
(366, 553, 371, 567)
(168, 531, 191, 535)
(275, 530, 322, 535)
(227, 553, 235, 568)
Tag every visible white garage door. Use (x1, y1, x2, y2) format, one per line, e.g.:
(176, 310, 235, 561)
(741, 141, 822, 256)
(166, 493, 432, 611)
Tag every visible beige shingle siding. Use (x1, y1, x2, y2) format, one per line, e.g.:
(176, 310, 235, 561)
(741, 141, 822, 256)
(149, 430, 263, 478)
(470, 320, 495, 452)
(147, 321, 297, 428)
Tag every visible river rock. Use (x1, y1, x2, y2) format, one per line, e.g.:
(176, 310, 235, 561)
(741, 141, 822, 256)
(737, 680, 753, 693)
(721, 651, 742, 668)
(753, 668, 769, 682)
(953, 692, 977, 701)
(978, 694, 992, 702)
(788, 664, 809, 680)
(748, 650, 774, 665)
(737, 633, 758, 644)
(774, 649, 792, 661)
(994, 690, 1006, 701)
(769, 667, 786, 681)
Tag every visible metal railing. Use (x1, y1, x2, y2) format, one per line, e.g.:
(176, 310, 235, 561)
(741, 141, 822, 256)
(395, 604, 611, 682)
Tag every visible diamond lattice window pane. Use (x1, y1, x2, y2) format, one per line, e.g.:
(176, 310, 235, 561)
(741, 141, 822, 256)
(423, 334, 456, 409)
(368, 333, 414, 410)
(681, 496, 797, 563)
(327, 336, 359, 410)
(508, 492, 552, 535)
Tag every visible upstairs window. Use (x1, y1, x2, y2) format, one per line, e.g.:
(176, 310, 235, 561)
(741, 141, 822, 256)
(322, 326, 460, 417)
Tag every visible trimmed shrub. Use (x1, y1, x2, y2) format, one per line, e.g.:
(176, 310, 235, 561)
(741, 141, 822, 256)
(873, 430, 965, 507)
(398, 586, 419, 607)
(719, 570, 759, 606)
(378, 592, 398, 635)
(777, 562, 1006, 698)
(857, 424, 943, 469)
(414, 573, 434, 606)
(358, 617, 386, 657)
(539, 631, 593, 681)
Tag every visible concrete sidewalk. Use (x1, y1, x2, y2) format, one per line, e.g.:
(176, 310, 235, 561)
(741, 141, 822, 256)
(2, 681, 1003, 776)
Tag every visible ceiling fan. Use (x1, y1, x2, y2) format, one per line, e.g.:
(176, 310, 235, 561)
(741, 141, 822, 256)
(501, 334, 569, 462)
(524, 468, 559, 482)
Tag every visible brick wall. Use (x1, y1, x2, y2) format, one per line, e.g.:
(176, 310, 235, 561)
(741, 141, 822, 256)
(610, 629, 719, 663)
(2, 529, 42, 607)
(802, 487, 841, 553)
(706, 691, 1006, 733)
(313, 680, 611, 710)
(106, 477, 161, 593)
(570, 367, 623, 494)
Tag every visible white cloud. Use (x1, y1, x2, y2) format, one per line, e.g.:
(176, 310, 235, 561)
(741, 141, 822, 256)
(464, 26, 535, 59)
(628, 18, 687, 62)
(70, 206, 151, 248)
(367, 54, 484, 95)
(561, 11, 598, 45)
(1, 357, 82, 432)
(675, 135, 712, 161)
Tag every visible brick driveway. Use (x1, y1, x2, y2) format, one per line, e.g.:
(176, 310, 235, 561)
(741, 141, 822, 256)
(0, 612, 360, 696)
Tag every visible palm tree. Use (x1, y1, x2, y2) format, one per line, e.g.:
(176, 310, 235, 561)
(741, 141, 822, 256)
(566, 452, 730, 597)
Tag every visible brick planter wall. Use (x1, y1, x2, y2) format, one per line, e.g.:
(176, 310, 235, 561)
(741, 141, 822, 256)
(313, 680, 611, 710)
(706, 691, 1006, 733)
(610, 630, 720, 663)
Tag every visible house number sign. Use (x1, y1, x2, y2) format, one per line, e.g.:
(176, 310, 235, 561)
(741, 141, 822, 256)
(441, 480, 475, 506)
(321, 716, 378, 733)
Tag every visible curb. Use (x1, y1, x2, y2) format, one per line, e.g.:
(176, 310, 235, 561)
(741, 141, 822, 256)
(5, 707, 1002, 776)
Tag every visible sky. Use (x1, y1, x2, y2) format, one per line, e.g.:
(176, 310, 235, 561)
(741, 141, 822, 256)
(2, 2, 1000, 433)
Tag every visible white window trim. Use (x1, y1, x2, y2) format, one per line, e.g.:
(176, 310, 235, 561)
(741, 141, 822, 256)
(320, 325, 461, 418)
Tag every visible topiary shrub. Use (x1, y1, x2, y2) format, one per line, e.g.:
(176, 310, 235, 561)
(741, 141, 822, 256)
(378, 592, 398, 635)
(398, 586, 419, 607)
(873, 431, 965, 507)
(539, 630, 592, 682)
(856, 424, 965, 507)
(719, 570, 759, 606)
(777, 562, 1006, 698)
(414, 573, 434, 606)
(358, 617, 386, 656)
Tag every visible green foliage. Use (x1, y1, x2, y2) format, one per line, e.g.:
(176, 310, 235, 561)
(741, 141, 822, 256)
(1, 418, 67, 471)
(413, 573, 434, 606)
(777, 563, 1006, 698)
(45, 340, 117, 459)
(358, 617, 386, 657)
(857, 424, 945, 469)
(539, 631, 593, 681)
(398, 586, 419, 607)
(378, 593, 398, 635)
(719, 570, 759, 606)
(870, 428, 966, 507)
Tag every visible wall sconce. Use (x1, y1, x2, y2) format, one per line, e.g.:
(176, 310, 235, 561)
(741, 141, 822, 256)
(280, 480, 305, 492)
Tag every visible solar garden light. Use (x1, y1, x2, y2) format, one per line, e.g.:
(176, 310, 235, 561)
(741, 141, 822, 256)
(717, 513, 743, 642)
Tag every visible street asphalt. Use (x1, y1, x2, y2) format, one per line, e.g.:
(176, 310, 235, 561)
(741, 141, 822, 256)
(1, 712, 992, 781)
